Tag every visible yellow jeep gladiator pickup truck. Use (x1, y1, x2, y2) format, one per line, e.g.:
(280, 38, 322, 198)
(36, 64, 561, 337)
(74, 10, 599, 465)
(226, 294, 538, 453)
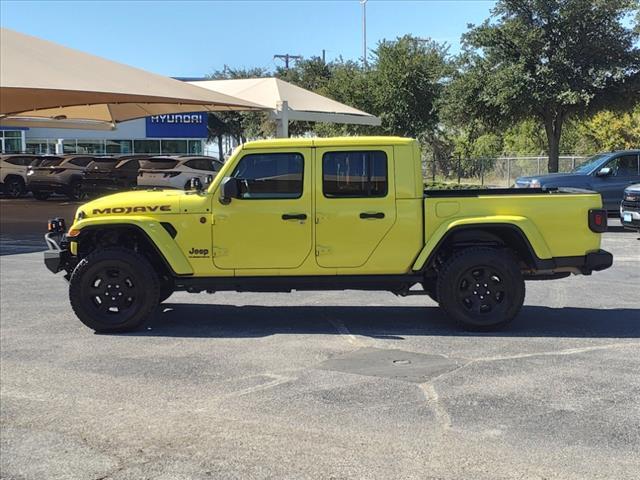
(44, 137, 612, 333)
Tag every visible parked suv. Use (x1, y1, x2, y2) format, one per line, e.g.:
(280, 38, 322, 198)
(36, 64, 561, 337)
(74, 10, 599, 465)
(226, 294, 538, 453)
(82, 155, 149, 198)
(27, 155, 95, 200)
(137, 155, 222, 190)
(1, 154, 59, 198)
(515, 150, 640, 212)
(620, 184, 640, 232)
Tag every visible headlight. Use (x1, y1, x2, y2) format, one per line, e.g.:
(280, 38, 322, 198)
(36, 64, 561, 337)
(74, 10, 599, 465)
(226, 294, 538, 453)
(529, 179, 541, 188)
(27, 170, 34, 176)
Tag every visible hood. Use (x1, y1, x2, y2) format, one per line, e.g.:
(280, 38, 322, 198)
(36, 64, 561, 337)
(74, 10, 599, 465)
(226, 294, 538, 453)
(516, 172, 586, 184)
(625, 183, 640, 194)
(75, 189, 184, 220)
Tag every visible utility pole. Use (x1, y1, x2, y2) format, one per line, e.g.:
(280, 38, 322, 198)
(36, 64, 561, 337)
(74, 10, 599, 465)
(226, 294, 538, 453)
(360, 0, 367, 67)
(273, 53, 303, 69)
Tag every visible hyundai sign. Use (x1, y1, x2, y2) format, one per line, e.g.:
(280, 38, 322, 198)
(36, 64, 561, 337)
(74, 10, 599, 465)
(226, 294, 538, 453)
(145, 113, 207, 138)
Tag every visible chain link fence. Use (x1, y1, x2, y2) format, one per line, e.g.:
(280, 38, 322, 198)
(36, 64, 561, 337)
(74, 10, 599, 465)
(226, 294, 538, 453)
(423, 155, 590, 187)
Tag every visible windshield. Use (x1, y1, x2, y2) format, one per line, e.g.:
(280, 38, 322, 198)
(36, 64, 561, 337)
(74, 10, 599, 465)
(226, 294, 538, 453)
(571, 154, 610, 174)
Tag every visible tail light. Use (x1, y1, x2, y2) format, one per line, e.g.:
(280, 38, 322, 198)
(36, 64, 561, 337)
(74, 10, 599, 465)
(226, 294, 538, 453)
(588, 209, 607, 233)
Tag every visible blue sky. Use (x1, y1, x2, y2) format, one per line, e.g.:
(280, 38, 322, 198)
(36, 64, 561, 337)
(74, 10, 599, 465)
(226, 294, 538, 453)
(1, 0, 495, 77)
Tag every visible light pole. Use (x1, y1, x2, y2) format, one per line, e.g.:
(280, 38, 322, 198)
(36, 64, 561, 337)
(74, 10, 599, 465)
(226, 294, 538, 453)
(360, 0, 367, 68)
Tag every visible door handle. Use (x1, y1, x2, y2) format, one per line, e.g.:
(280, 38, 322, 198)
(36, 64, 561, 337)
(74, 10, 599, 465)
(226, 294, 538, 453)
(282, 213, 307, 220)
(359, 212, 385, 219)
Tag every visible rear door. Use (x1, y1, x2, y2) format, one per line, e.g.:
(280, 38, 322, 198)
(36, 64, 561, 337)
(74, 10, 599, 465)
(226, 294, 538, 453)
(212, 148, 312, 270)
(314, 146, 396, 268)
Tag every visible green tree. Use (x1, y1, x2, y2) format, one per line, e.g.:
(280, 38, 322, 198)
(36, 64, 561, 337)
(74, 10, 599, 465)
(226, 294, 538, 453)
(371, 36, 450, 138)
(577, 103, 640, 151)
(448, 0, 640, 172)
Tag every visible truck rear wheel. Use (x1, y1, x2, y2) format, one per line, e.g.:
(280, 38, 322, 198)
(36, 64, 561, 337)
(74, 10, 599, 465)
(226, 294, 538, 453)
(69, 248, 160, 333)
(436, 247, 525, 331)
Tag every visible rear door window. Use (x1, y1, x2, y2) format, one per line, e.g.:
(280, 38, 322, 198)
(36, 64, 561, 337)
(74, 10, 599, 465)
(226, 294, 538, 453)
(322, 150, 388, 197)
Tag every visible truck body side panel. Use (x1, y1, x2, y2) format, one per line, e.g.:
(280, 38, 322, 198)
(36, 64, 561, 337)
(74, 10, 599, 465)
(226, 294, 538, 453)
(412, 193, 603, 270)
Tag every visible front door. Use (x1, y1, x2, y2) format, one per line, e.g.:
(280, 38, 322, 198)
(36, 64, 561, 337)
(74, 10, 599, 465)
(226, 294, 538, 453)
(212, 149, 312, 270)
(592, 154, 640, 210)
(315, 147, 396, 268)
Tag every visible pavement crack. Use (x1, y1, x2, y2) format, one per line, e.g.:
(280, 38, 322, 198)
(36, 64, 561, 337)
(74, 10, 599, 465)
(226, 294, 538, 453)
(419, 383, 451, 431)
(473, 342, 637, 363)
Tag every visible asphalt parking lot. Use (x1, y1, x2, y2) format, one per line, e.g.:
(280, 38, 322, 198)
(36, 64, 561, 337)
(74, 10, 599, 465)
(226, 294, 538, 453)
(1, 198, 639, 480)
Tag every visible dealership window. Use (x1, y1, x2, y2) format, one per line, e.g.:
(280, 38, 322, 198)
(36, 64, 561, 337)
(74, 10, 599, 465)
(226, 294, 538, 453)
(188, 140, 203, 155)
(323, 150, 387, 198)
(63, 139, 77, 154)
(106, 140, 132, 154)
(161, 139, 188, 154)
(1, 130, 23, 153)
(134, 139, 161, 154)
(232, 152, 304, 199)
(76, 140, 105, 154)
(26, 139, 57, 154)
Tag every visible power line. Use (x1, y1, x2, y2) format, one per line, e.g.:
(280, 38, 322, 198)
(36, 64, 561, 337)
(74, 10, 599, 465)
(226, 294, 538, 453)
(273, 53, 303, 69)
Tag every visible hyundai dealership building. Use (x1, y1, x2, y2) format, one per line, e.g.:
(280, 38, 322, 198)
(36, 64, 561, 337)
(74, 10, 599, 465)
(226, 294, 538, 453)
(0, 112, 207, 155)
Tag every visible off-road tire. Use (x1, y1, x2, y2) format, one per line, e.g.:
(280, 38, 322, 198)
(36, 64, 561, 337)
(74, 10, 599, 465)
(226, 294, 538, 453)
(69, 247, 160, 333)
(33, 191, 51, 201)
(3, 177, 25, 198)
(67, 180, 86, 201)
(436, 247, 525, 331)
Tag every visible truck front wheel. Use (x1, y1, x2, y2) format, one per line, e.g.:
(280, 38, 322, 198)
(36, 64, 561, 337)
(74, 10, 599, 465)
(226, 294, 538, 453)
(69, 248, 160, 333)
(436, 247, 525, 331)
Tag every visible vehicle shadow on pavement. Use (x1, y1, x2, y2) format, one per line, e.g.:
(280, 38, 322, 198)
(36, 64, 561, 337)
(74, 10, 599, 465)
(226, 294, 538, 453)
(129, 304, 640, 339)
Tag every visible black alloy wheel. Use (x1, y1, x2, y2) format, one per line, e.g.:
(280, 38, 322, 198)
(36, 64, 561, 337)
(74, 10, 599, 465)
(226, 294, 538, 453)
(437, 247, 525, 330)
(69, 248, 160, 332)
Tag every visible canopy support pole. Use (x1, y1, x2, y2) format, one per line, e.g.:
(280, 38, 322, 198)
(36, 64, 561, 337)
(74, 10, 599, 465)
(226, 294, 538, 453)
(275, 100, 289, 138)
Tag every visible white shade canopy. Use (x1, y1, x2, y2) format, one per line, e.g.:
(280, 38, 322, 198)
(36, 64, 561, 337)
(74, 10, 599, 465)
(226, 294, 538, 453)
(0, 28, 263, 127)
(190, 77, 381, 136)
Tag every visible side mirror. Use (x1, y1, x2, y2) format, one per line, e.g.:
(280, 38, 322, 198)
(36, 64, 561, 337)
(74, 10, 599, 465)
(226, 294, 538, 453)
(189, 177, 203, 191)
(596, 167, 612, 177)
(219, 177, 240, 204)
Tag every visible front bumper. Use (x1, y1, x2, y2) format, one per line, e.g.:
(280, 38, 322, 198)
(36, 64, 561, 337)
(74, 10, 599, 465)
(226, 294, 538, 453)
(44, 232, 71, 274)
(620, 207, 640, 230)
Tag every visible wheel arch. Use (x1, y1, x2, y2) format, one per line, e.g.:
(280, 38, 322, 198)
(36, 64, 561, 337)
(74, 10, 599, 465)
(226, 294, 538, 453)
(72, 219, 193, 276)
(413, 219, 552, 272)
